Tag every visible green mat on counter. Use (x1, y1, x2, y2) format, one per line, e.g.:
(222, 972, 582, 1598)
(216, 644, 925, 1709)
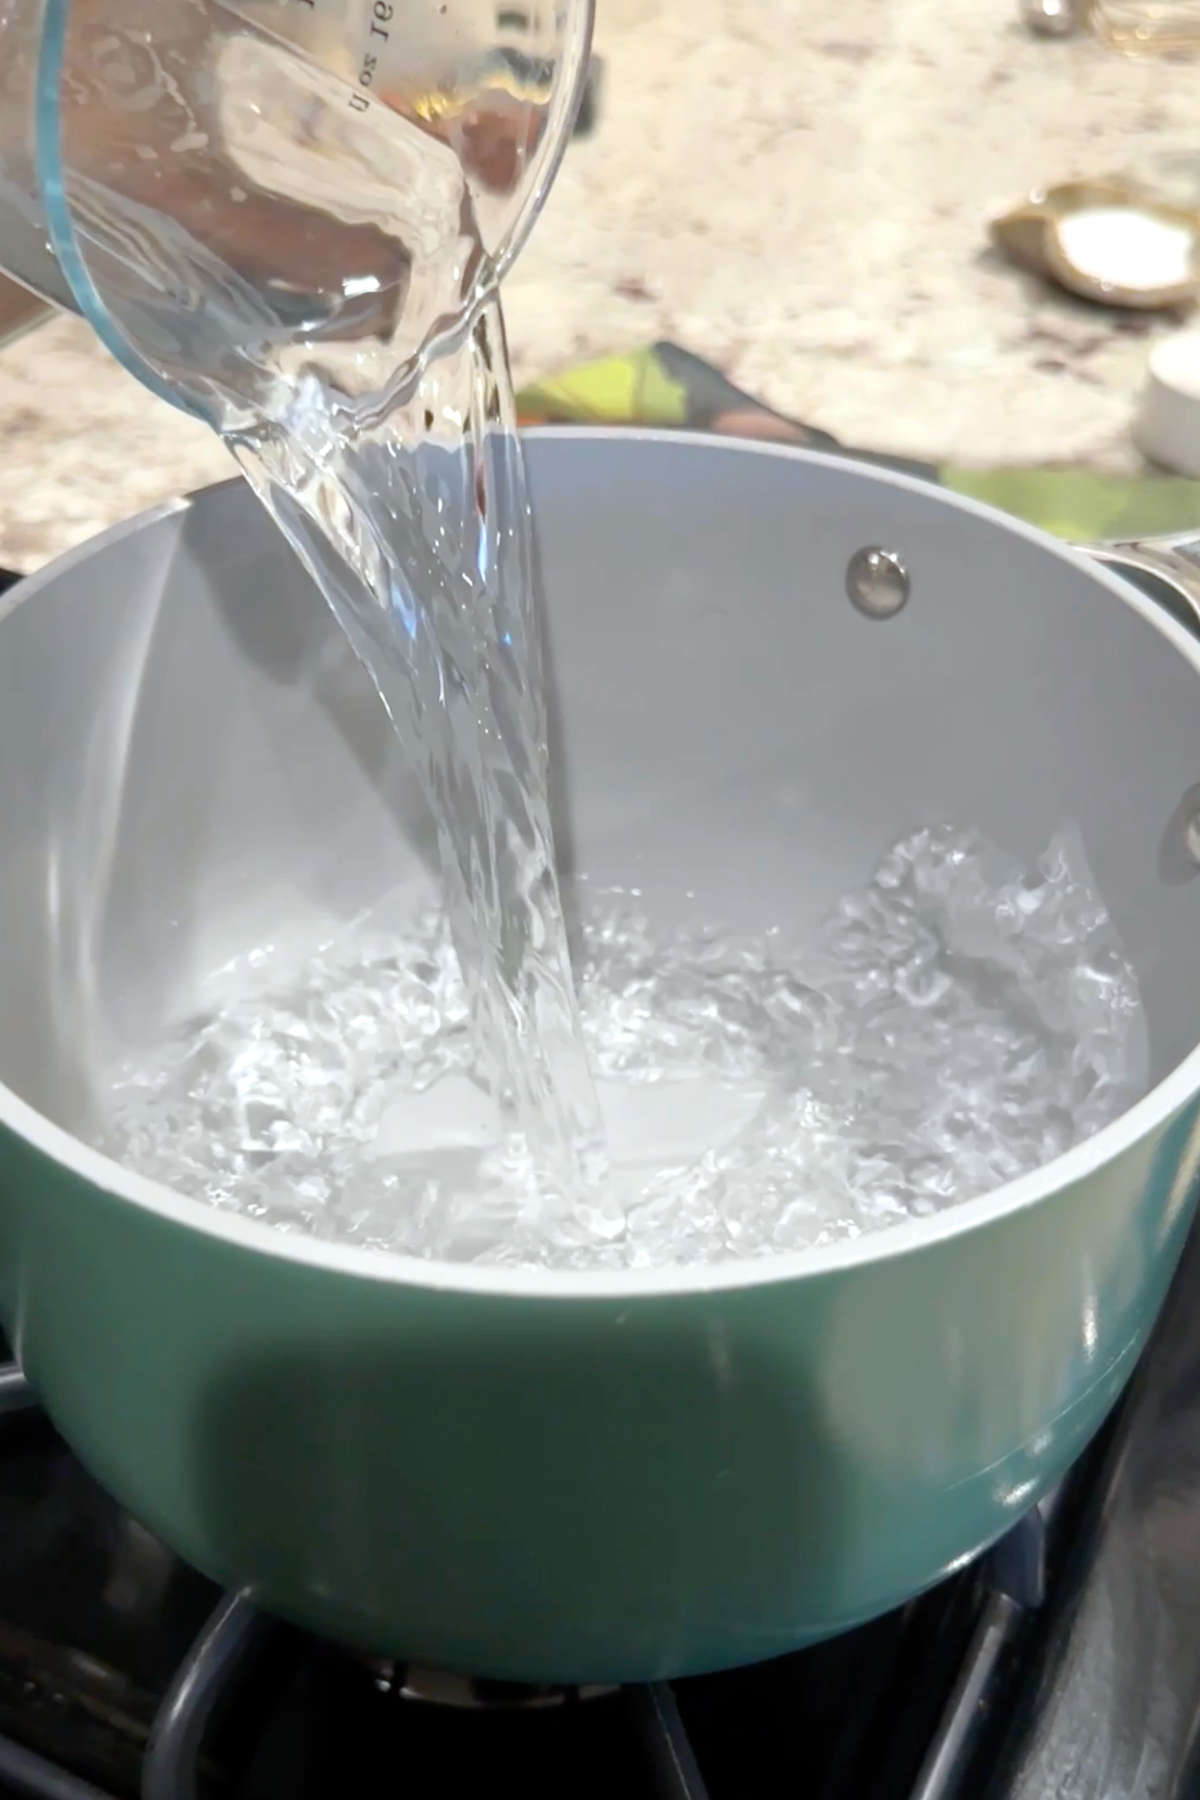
(940, 465, 1200, 543)
(517, 341, 1200, 544)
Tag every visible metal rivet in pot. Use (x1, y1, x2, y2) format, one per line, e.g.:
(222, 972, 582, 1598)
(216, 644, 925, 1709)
(845, 546, 910, 620)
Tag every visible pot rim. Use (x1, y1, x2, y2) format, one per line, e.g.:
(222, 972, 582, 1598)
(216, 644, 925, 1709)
(5, 426, 1200, 1300)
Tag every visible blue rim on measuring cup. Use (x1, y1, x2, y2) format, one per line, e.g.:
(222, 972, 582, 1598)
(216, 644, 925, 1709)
(34, 0, 208, 421)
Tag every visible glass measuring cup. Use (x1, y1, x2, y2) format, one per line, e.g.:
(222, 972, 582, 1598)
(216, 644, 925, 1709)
(1091, 0, 1200, 50)
(0, 0, 592, 423)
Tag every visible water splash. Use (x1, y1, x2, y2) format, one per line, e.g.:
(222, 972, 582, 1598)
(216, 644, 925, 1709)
(103, 826, 1148, 1270)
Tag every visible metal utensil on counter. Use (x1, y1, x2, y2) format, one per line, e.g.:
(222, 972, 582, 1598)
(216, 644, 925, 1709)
(1020, 0, 1092, 37)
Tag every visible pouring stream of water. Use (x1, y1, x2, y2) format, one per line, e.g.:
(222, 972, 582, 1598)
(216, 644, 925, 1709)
(36, 0, 616, 1233)
(230, 300, 614, 1225)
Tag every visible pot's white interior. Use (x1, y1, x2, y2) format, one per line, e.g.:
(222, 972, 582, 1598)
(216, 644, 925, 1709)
(3, 432, 1200, 1283)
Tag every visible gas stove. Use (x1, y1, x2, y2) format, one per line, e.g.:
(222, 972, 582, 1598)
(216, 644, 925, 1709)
(1, 1214, 1199, 1800)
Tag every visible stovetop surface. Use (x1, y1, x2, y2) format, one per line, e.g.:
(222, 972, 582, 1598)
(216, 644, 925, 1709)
(2, 1216, 1200, 1800)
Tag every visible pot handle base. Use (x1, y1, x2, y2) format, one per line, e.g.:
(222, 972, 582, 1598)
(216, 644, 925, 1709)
(1088, 535, 1200, 638)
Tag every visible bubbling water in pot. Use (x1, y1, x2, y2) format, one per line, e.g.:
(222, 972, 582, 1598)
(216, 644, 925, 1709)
(105, 826, 1148, 1269)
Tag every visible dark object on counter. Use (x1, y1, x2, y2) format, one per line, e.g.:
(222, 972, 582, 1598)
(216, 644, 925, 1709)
(573, 55, 603, 137)
(0, 273, 51, 349)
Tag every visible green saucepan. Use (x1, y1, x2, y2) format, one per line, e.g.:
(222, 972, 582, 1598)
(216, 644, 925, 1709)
(1, 430, 1200, 1683)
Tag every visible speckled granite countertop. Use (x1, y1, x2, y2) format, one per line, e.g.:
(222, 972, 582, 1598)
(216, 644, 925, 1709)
(1, 0, 1197, 571)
